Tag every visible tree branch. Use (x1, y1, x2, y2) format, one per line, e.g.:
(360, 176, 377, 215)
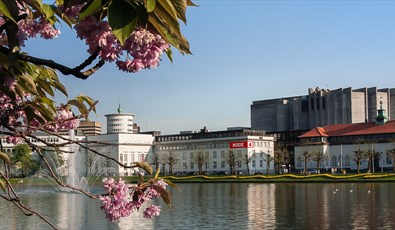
(0, 46, 105, 79)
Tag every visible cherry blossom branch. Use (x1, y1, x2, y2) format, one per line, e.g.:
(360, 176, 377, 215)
(0, 45, 104, 79)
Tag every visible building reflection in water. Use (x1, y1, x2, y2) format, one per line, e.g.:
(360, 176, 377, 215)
(1, 183, 395, 229)
(246, 183, 276, 228)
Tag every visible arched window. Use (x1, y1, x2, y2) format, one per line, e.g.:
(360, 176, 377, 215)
(332, 156, 337, 166)
(345, 155, 350, 166)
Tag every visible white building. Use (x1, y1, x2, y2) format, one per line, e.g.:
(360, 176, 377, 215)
(294, 104, 395, 173)
(87, 106, 155, 176)
(87, 133, 155, 176)
(154, 127, 275, 175)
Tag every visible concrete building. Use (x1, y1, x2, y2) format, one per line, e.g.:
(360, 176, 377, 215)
(251, 87, 395, 132)
(154, 127, 275, 175)
(251, 86, 395, 167)
(77, 121, 101, 136)
(294, 103, 395, 173)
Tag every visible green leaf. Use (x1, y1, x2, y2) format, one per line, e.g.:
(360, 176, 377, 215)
(187, 0, 197, 7)
(145, 0, 156, 12)
(37, 79, 55, 97)
(0, 1, 18, 24)
(0, 151, 11, 164)
(148, 15, 190, 54)
(77, 95, 96, 113)
(53, 81, 68, 97)
(0, 179, 6, 193)
(169, 0, 187, 24)
(133, 161, 153, 175)
(41, 4, 55, 18)
(38, 97, 56, 112)
(19, 75, 38, 95)
(31, 103, 55, 121)
(78, 0, 102, 20)
(108, 0, 138, 45)
(165, 48, 173, 62)
(67, 99, 88, 115)
(153, 185, 171, 207)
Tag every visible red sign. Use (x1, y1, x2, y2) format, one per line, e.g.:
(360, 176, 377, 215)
(229, 141, 254, 149)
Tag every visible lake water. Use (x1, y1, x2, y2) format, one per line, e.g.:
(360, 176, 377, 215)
(1, 183, 395, 229)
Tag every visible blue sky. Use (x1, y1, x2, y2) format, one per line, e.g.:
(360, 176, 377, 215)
(26, 1, 395, 134)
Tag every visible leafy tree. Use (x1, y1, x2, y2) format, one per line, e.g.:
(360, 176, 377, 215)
(264, 153, 273, 175)
(353, 148, 364, 174)
(164, 151, 179, 176)
(386, 148, 395, 172)
(11, 144, 39, 177)
(194, 150, 209, 175)
(312, 151, 324, 174)
(0, 0, 195, 228)
(149, 152, 161, 174)
(302, 150, 313, 175)
(273, 143, 289, 173)
(363, 141, 378, 173)
(225, 150, 239, 175)
(243, 153, 251, 175)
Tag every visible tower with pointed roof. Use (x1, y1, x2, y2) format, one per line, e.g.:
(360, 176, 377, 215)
(376, 100, 387, 125)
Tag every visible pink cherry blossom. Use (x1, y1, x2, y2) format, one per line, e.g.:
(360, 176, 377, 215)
(143, 205, 161, 219)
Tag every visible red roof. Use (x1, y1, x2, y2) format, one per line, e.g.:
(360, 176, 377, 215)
(299, 120, 395, 138)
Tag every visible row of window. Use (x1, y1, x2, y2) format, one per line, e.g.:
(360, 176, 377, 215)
(176, 150, 267, 160)
(157, 131, 266, 142)
(110, 118, 133, 122)
(178, 160, 265, 170)
(302, 134, 395, 144)
(119, 153, 146, 162)
(296, 155, 393, 167)
(157, 141, 271, 151)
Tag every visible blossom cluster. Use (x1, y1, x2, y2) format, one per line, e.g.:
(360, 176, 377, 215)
(100, 177, 167, 222)
(0, 75, 79, 144)
(75, 15, 169, 72)
(0, 2, 60, 47)
(116, 29, 170, 72)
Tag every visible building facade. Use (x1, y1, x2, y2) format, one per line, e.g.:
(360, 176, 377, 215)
(77, 121, 101, 136)
(251, 86, 395, 167)
(153, 127, 275, 175)
(251, 87, 395, 132)
(294, 105, 395, 173)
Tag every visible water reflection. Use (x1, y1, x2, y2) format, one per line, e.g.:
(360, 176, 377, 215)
(1, 183, 395, 229)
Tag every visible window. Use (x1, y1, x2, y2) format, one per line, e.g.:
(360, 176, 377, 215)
(213, 161, 217, 169)
(297, 157, 302, 167)
(237, 161, 242, 168)
(120, 154, 123, 162)
(190, 162, 194, 169)
(332, 156, 337, 167)
(386, 156, 392, 164)
(213, 151, 217, 159)
(221, 151, 225, 158)
(190, 152, 194, 159)
(221, 161, 226, 168)
(345, 156, 350, 166)
(183, 152, 187, 160)
(252, 160, 256, 168)
(259, 160, 263, 168)
(183, 162, 187, 169)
